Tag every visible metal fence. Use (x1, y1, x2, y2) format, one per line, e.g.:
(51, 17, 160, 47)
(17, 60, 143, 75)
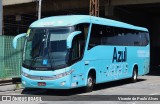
(0, 35, 24, 79)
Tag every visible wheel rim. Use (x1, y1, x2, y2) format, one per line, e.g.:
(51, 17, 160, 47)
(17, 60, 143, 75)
(133, 70, 137, 80)
(88, 77, 93, 87)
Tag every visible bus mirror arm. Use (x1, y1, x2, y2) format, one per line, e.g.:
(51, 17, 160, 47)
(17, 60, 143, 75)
(67, 31, 82, 48)
(13, 33, 26, 49)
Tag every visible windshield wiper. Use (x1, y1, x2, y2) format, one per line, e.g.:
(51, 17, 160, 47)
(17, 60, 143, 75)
(41, 29, 54, 69)
(30, 39, 44, 68)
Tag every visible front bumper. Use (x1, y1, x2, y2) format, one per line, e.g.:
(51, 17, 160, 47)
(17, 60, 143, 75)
(22, 74, 72, 89)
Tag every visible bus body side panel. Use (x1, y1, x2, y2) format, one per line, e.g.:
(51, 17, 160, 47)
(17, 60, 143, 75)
(128, 45, 150, 76)
(69, 61, 86, 88)
(84, 46, 130, 84)
(84, 45, 149, 84)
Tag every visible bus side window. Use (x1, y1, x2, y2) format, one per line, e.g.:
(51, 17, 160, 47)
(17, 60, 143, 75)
(71, 35, 85, 63)
(137, 32, 149, 46)
(113, 27, 126, 46)
(88, 24, 101, 50)
(71, 23, 89, 63)
(123, 29, 135, 46)
(101, 26, 114, 45)
(72, 36, 79, 60)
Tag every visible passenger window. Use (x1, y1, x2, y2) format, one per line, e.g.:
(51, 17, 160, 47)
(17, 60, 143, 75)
(88, 24, 149, 47)
(101, 26, 114, 45)
(88, 24, 102, 50)
(71, 23, 89, 63)
(71, 35, 85, 62)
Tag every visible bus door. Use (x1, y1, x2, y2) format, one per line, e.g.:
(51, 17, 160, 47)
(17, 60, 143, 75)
(70, 33, 86, 87)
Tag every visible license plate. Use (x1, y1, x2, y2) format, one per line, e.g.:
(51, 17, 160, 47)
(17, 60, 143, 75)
(38, 82, 46, 86)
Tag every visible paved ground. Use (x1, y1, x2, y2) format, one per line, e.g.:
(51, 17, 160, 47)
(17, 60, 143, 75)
(0, 68, 160, 104)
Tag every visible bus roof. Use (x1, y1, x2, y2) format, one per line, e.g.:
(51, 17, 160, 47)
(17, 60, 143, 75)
(30, 15, 148, 32)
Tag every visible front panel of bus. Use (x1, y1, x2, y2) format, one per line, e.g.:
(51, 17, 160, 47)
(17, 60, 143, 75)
(21, 24, 90, 89)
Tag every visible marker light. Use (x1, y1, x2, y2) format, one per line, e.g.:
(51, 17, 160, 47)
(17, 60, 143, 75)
(60, 81, 66, 86)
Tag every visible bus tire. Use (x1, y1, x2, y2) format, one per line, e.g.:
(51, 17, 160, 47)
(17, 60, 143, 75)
(131, 67, 138, 83)
(84, 73, 95, 92)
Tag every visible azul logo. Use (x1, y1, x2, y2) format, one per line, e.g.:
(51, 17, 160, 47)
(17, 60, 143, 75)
(112, 47, 127, 63)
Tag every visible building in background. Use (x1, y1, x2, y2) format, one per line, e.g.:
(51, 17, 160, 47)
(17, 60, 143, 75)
(2, 0, 160, 68)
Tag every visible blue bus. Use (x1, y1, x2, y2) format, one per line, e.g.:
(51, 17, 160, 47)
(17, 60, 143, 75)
(13, 15, 150, 92)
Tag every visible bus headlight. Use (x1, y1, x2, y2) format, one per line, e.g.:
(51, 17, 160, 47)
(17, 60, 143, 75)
(54, 69, 74, 79)
(21, 71, 29, 77)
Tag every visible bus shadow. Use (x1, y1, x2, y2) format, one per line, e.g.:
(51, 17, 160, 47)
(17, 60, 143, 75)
(21, 87, 85, 96)
(94, 78, 146, 91)
(21, 78, 146, 96)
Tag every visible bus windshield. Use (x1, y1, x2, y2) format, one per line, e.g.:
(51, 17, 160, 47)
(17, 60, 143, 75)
(23, 27, 74, 70)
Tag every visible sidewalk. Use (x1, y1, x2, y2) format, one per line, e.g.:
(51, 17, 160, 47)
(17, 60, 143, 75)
(0, 78, 22, 93)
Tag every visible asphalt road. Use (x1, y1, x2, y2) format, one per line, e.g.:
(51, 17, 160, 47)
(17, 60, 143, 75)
(1, 68, 160, 104)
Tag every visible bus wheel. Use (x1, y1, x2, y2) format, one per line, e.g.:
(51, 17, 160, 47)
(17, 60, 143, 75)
(85, 73, 95, 92)
(131, 67, 138, 83)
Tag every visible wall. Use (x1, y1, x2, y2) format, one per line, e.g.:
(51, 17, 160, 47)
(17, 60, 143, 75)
(2, 0, 34, 6)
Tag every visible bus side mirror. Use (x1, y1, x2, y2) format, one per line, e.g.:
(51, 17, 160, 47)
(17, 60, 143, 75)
(13, 33, 26, 49)
(67, 31, 82, 48)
